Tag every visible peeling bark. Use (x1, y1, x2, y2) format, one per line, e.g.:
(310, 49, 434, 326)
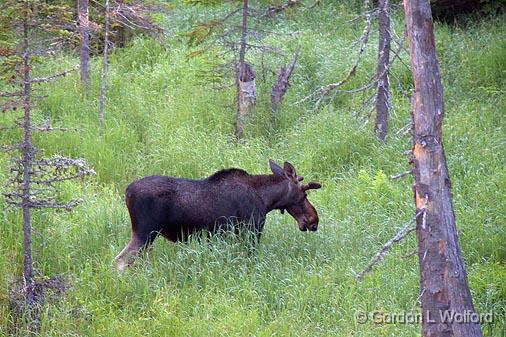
(236, 62, 256, 140)
(404, 1, 483, 336)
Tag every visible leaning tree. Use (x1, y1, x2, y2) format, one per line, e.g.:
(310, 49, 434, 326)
(404, 0, 483, 336)
(354, 1, 484, 335)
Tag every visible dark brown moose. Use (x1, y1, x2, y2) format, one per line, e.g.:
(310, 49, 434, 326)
(115, 160, 321, 271)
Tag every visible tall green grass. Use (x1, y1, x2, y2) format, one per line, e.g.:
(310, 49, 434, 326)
(0, 3, 504, 336)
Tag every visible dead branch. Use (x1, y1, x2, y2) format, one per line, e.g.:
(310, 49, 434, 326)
(0, 91, 23, 98)
(347, 8, 379, 24)
(31, 66, 79, 84)
(395, 121, 413, 136)
(402, 249, 417, 259)
(298, 5, 407, 113)
(113, 1, 164, 35)
(262, 0, 299, 18)
(1, 99, 24, 112)
(271, 46, 301, 111)
(355, 197, 428, 281)
(390, 169, 412, 180)
(299, 0, 373, 108)
(32, 120, 82, 132)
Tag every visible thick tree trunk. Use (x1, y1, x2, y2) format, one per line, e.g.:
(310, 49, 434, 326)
(235, 0, 256, 140)
(374, 0, 390, 141)
(404, 1, 483, 337)
(78, 0, 90, 88)
(99, 0, 110, 128)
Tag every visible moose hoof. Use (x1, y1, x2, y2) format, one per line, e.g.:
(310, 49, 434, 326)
(115, 259, 126, 272)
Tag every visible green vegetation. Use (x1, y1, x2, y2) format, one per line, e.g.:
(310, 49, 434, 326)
(1, 3, 505, 336)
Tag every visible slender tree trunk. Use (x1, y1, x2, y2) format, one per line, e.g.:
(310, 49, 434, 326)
(238, 0, 248, 78)
(235, 0, 256, 140)
(21, 16, 37, 331)
(21, 13, 34, 302)
(99, 0, 111, 129)
(78, 0, 90, 88)
(404, 1, 483, 336)
(374, 0, 390, 141)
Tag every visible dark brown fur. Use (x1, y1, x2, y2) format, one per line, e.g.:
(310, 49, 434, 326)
(114, 160, 321, 271)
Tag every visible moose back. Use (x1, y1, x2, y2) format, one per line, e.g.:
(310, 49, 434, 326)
(115, 160, 321, 271)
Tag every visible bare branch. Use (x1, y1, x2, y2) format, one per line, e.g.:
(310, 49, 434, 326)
(32, 120, 82, 132)
(297, 0, 374, 108)
(262, 0, 299, 18)
(355, 197, 428, 281)
(390, 169, 412, 180)
(31, 66, 79, 84)
(0, 91, 23, 98)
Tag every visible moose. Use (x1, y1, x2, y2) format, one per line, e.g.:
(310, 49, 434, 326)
(115, 160, 321, 271)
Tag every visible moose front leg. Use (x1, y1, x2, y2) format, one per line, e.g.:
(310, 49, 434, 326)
(114, 237, 142, 272)
(114, 230, 159, 272)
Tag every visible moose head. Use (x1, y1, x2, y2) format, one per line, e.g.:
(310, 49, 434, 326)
(269, 160, 322, 231)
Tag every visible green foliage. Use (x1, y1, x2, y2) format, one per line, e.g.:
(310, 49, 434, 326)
(0, 2, 505, 336)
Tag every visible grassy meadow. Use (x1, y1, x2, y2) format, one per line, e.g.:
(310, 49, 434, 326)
(0, 2, 505, 336)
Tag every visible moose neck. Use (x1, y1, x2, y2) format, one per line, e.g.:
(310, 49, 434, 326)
(249, 174, 290, 212)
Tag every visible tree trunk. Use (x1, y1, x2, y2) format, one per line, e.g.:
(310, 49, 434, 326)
(271, 46, 301, 114)
(374, 0, 390, 141)
(21, 13, 36, 324)
(21, 14, 35, 310)
(78, 0, 90, 88)
(99, 0, 110, 128)
(235, 0, 256, 140)
(236, 62, 256, 139)
(404, 1, 483, 336)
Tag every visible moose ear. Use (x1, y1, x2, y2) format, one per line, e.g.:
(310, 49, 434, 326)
(269, 159, 284, 177)
(283, 161, 297, 180)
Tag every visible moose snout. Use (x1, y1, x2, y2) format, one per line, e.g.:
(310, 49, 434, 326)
(308, 218, 318, 231)
(307, 213, 319, 231)
(298, 216, 318, 231)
